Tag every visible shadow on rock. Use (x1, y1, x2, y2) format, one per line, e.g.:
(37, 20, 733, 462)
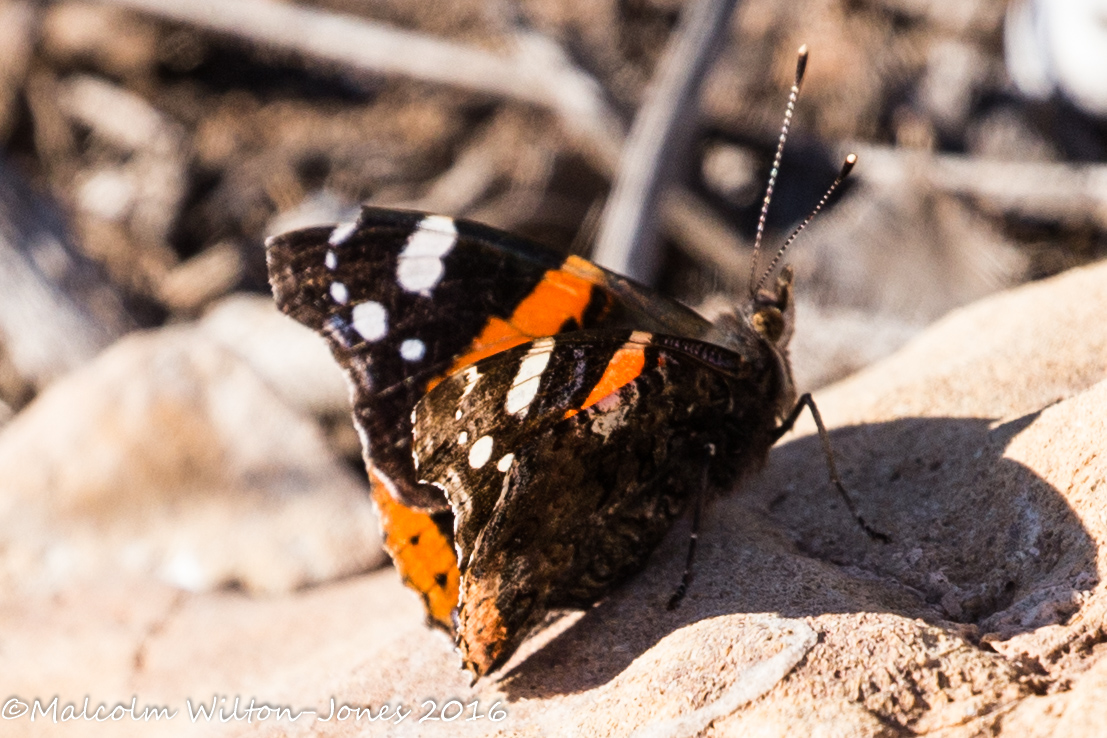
(498, 415, 1098, 698)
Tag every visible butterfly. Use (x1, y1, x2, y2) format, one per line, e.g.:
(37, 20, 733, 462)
(266, 49, 877, 678)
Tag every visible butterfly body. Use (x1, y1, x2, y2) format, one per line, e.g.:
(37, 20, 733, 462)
(266, 206, 797, 675)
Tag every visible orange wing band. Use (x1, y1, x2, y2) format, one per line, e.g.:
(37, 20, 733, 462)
(428, 257, 603, 391)
(563, 344, 647, 419)
(371, 476, 459, 633)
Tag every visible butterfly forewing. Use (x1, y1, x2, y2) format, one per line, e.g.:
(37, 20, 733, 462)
(267, 207, 714, 512)
(269, 209, 564, 510)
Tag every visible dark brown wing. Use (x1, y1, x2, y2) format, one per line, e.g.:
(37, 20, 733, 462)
(267, 206, 714, 512)
(412, 330, 786, 675)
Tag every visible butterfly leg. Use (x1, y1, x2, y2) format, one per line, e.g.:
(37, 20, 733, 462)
(667, 447, 713, 610)
(774, 393, 890, 543)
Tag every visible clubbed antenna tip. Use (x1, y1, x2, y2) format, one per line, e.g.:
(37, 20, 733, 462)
(753, 153, 859, 294)
(795, 45, 808, 86)
(841, 152, 857, 178)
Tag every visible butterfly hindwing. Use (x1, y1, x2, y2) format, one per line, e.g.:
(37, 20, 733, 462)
(412, 330, 787, 675)
(413, 331, 626, 558)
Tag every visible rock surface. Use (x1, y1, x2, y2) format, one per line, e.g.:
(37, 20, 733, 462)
(198, 294, 349, 418)
(0, 315, 384, 598)
(1, 261, 1106, 736)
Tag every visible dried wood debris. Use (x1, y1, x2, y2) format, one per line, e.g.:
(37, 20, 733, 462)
(0, 0, 1102, 409)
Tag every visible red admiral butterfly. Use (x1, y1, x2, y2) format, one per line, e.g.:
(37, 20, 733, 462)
(266, 50, 877, 677)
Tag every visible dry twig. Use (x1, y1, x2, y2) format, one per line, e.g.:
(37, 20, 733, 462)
(0, 160, 134, 387)
(591, 0, 743, 283)
(0, 1, 37, 142)
(848, 143, 1107, 228)
(98, 0, 625, 165)
(97, 0, 748, 282)
(58, 75, 188, 256)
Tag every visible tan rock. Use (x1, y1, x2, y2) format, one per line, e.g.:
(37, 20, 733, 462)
(0, 324, 384, 596)
(199, 294, 349, 417)
(1, 261, 1105, 736)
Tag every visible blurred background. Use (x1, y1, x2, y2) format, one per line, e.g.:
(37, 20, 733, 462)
(0, 0, 1105, 621)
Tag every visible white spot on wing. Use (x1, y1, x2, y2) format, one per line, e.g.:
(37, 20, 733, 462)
(439, 467, 469, 515)
(496, 453, 514, 472)
(324, 250, 338, 270)
(351, 300, 387, 342)
(588, 383, 639, 440)
(455, 408, 463, 420)
(458, 430, 468, 445)
(591, 403, 631, 440)
(330, 281, 349, 304)
(396, 215, 458, 294)
(505, 338, 554, 417)
(418, 214, 456, 236)
(397, 257, 444, 295)
(329, 221, 357, 246)
(460, 366, 481, 399)
(468, 435, 494, 469)
(400, 338, 426, 361)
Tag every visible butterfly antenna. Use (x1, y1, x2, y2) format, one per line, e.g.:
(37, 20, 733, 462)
(748, 44, 808, 298)
(753, 153, 856, 293)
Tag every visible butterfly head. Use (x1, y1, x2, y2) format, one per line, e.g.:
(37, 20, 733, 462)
(748, 264, 795, 348)
(704, 263, 798, 419)
(746, 263, 798, 417)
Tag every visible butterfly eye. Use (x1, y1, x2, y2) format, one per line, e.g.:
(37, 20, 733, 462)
(751, 307, 785, 343)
